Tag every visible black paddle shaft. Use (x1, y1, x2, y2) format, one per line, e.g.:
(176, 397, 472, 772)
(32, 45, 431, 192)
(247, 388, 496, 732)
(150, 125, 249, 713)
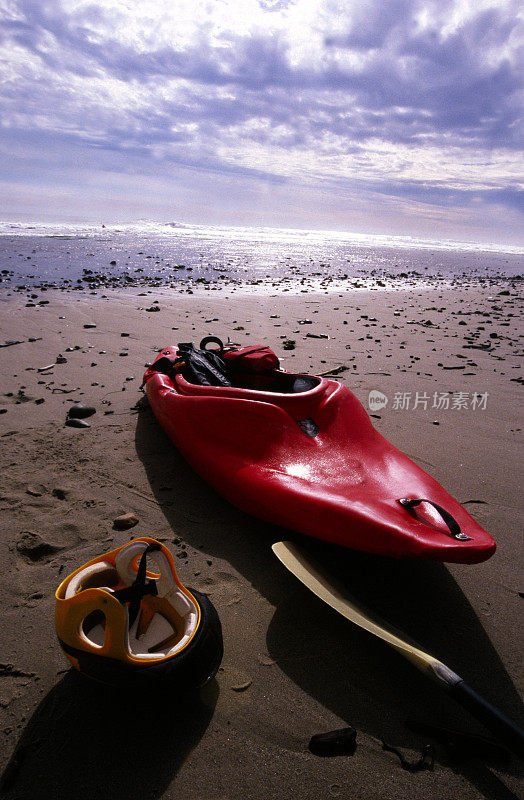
(449, 680, 524, 760)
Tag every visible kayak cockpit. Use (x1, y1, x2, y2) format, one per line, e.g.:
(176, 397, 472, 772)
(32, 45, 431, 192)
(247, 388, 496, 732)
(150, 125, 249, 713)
(144, 339, 323, 395)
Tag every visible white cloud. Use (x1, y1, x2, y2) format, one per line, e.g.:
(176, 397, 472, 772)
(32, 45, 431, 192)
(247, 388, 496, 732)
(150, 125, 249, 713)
(0, 0, 522, 240)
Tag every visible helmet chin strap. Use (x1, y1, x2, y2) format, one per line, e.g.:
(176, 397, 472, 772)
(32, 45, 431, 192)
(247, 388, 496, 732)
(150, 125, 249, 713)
(112, 542, 162, 627)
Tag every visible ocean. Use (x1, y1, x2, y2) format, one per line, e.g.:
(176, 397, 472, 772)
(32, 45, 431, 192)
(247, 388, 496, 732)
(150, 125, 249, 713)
(0, 221, 522, 292)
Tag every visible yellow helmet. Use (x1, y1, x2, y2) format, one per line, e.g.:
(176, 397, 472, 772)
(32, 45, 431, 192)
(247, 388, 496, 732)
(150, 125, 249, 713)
(55, 537, 222, 686)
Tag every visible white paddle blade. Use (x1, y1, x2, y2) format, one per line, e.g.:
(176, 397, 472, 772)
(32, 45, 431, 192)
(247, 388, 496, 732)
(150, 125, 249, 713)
(272, 541, 460, 687)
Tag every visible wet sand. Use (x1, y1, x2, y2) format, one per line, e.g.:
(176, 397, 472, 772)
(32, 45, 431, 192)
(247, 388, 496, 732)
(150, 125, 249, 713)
(0, 281, 522, 799)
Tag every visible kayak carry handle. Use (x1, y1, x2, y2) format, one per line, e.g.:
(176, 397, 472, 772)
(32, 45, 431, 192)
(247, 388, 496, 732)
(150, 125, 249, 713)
(199, 336, 224, 353)
(399, 498, 471, 541)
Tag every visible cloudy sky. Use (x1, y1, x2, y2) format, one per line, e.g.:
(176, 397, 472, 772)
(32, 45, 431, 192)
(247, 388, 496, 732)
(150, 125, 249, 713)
(0, 0, 522, 243)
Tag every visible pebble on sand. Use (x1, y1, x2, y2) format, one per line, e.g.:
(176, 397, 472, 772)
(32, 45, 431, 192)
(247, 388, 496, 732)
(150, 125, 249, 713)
(230, 680, 252, 692)
(113, 512, 139, 530)
(67, 403, 96, 419)
(65, 417, 91, 428)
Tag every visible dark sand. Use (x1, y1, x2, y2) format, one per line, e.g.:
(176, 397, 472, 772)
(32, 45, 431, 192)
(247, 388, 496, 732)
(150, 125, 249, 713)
(0, 282, 522, 799)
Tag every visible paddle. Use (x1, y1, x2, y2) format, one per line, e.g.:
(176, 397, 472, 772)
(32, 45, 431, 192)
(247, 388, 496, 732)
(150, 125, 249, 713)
(272, 541, 524, 759)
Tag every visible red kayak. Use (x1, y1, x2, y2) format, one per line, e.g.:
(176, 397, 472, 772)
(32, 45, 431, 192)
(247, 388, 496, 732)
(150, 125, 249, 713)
(143, 339, 495, 563)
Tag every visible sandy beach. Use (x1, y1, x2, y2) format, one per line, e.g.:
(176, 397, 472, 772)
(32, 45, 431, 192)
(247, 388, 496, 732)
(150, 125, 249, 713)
(0, 279, 522, 799)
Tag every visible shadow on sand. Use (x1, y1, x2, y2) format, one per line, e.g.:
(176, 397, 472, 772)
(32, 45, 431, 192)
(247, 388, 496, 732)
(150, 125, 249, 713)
(0, 670, 217, 800)
(131, 401, 523, 798)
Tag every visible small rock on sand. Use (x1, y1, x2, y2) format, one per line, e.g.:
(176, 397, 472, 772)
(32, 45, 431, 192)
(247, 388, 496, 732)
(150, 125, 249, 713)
(113, 512, 139, 530)
(65, 418, 90, 428)
(67, 403, 96, 419)
(231, 680, 252, 692)
(25, 486, 43, 497)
